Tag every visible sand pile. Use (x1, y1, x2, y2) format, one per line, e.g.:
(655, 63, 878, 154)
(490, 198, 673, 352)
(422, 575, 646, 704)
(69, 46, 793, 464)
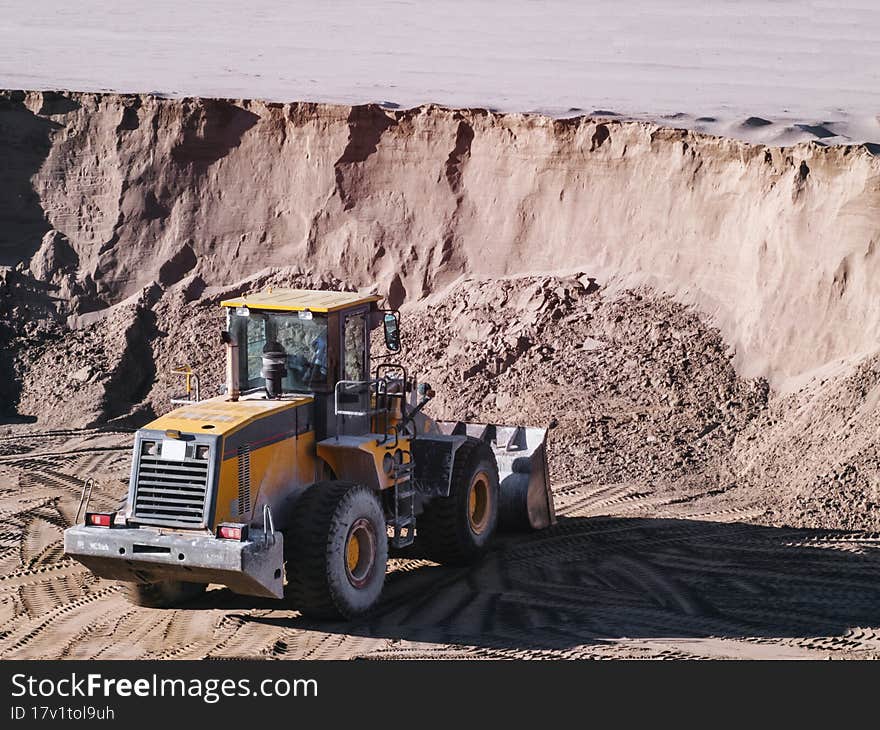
(728, 354, 880, 531)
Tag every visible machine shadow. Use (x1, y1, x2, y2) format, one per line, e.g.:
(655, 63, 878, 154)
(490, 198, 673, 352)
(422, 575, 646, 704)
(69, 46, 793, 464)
(195, 515, 880, 651)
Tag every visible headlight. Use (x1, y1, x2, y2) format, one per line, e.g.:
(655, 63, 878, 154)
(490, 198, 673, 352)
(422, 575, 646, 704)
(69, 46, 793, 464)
(141, 440, 158, 456)
(382, 453, 394, 474)
(195, 445, 210, 460)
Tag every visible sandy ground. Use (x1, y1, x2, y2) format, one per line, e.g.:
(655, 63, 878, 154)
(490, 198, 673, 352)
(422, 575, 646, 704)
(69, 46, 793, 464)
(0, 1, 878, 145)
(2, 278, 880, 660)
(1, 426, 879, 660)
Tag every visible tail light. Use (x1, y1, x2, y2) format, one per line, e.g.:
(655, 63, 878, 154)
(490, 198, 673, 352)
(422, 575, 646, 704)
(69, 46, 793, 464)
(85, 512, 115, 527)
(217, 523, 248, 541)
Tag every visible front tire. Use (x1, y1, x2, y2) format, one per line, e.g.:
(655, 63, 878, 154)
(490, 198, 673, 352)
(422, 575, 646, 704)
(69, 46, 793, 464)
(122, 580, 206, 608)
(286, 481, 388, 620)
(418, 438, 499, 565)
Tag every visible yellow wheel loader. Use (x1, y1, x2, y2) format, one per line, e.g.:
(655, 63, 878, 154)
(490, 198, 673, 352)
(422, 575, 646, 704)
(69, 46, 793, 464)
(64, 289, 555, 618)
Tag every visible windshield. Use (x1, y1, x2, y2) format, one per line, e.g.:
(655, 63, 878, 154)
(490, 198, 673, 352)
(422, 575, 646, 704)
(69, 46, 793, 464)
(230, 309, 329, 393)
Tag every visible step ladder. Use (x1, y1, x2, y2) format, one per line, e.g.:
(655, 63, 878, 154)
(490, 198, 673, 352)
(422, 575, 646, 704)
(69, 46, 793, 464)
(390, 452, 415, 548)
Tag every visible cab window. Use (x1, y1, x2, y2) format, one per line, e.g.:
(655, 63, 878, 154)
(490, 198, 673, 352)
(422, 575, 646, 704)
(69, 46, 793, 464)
(343, 312, 366, 382)
(230, 309, 329, 392)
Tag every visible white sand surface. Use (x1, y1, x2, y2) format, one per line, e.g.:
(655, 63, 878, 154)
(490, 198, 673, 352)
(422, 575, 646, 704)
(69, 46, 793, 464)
(0, 0, 878, 146)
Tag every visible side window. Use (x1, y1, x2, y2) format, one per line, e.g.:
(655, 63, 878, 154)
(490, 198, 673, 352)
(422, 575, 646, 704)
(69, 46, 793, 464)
(343, 313, 366, 382)
(234, 313, 265, 387)
(247, 317, 267, 361)
(278, 316, 329, 391)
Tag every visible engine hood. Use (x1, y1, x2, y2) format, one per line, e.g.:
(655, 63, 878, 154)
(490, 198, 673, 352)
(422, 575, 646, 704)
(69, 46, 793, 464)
(144, 394, 313, 436)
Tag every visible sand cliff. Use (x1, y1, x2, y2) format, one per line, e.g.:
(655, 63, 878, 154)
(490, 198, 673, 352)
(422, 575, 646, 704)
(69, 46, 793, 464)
(2, 90, 879, 385)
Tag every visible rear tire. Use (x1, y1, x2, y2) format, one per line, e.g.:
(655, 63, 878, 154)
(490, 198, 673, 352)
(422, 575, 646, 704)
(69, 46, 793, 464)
(418, 438, 499, 565)
(286, 481, 388, 620)
(122, 580, 206, 608)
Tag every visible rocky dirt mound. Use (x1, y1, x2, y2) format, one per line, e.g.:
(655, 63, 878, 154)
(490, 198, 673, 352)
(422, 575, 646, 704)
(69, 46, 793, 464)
(404, 275, 769, 493)
(405, 274, 880, 531)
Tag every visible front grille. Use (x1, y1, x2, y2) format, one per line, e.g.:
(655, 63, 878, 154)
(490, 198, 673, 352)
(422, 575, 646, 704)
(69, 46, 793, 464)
(133, 455, 209, 527)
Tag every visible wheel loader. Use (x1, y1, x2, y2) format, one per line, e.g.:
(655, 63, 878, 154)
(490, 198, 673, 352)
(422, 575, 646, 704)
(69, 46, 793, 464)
(63, 289, 555, 618)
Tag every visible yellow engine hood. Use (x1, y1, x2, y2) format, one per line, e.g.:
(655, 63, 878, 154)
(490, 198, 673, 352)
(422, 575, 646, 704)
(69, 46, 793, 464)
(145, 395, 313, 436)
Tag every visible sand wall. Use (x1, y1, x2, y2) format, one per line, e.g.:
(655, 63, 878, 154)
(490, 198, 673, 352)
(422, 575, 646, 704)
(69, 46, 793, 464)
(2, 90, 879, 382)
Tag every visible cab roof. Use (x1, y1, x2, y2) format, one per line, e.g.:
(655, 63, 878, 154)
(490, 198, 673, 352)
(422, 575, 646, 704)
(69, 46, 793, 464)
(220, 288, 382, 313)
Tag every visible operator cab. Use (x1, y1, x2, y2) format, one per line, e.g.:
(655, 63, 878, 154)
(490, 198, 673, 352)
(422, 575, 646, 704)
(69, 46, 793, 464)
(220, 288, 401, 438)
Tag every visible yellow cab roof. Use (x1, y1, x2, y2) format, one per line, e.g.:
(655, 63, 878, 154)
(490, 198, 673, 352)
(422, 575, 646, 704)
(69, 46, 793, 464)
(221, 288, 381, 313)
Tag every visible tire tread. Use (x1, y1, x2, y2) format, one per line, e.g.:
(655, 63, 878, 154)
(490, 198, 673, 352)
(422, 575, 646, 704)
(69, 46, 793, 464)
(418, 438, 498, 565)
(286, 480, 384, 619)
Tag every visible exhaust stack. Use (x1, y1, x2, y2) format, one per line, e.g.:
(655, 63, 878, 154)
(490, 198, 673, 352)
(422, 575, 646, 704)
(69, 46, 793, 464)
(223, 330, 240, 401)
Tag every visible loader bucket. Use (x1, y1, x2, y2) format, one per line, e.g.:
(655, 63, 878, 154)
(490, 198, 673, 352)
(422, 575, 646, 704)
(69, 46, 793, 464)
(436, 421, 556, 530)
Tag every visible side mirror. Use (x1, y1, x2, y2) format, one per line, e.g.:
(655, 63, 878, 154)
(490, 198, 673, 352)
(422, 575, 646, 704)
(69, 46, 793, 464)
(383, 312, 401, 353)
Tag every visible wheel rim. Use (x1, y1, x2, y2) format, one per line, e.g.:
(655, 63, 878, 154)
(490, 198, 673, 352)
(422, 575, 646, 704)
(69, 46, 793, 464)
(468, 472, 491, 534)
(344, 517, 377, 588)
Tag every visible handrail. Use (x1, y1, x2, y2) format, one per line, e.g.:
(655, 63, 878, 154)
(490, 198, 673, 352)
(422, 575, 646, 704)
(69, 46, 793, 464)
(262, 504, 275, 548)
(373, 362, 408, 444)
(395, 391, 432, 437)
(334, 378, 386, 440)
(333, 379, 384, 417)
(75, 478, 95, 525)
(382, 422, 400, 450)
(333, 371, 415, 443)
(170, 366, 200, 404)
